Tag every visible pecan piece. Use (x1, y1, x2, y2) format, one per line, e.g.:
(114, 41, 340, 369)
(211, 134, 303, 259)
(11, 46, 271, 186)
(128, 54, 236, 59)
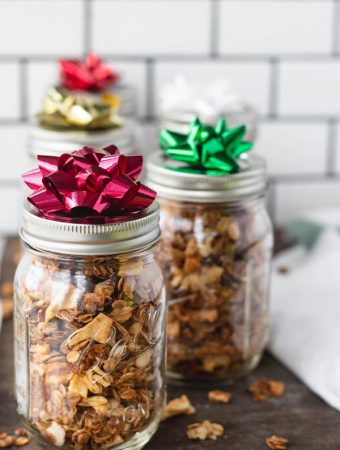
(14, 437, 30, 447)
(208, 389, 231, 404)
(248, 379, 285, 401)
(161, 395, 195, 421)
(266, 435, 289, 449)
(186, 420, 224, 441)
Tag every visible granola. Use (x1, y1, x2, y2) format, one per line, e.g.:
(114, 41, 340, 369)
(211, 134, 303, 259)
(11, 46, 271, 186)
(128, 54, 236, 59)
(186, 420, 224, 441)
(208, 390, 231, 404)
(248, 379, 285, 401)
(1, 281, 14, 320)
(266, 435, 289, 449)
(161, 395, 195, 421)
(14, 250, 165, 449)
(0, 430, 30, 448)
(158, 199, 272, 381)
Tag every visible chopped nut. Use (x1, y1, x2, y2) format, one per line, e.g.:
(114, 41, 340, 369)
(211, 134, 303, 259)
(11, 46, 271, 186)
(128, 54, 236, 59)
(66, 350, 80, 364)
(111, 300, 134, 323)
(208, 389, 231, 404)
(118, 259, 143, 276)
(0, 436, 15, 448)
(136, 348, 152, 369)
(277, 266, 290, 275)
(266, 435, 289, 449)
(69, 374, 88, 398)
(1, 281, 13, 297)
(1, 299, 13, 320)
(46, 422, 66, 447)
(227, 221, 240, 241)
(186, 420, 224, 441)
(161, 395, 195, 421)
(248, 379, 285, 401)
(72, 429, 90, 445)
(14, 437, 30, 446)
(66, 313, 113, 348)
(183, 256, 201, 273)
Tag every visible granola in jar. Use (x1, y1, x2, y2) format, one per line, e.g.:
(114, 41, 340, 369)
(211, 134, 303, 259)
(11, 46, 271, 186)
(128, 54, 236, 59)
(146, 152, 273, 383)
(14, 202, 166, 450)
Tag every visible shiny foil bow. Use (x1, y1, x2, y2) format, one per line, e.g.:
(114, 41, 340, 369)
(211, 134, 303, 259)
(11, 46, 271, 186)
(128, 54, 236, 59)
(38, 87, 122, 130)
(22, 146, 156, 223)
(160, 117, 253, 176)
(59, 53, 120, 92)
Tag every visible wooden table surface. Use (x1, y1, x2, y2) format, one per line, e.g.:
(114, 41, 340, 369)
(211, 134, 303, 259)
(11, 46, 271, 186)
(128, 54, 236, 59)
(1, 238, 340, 450)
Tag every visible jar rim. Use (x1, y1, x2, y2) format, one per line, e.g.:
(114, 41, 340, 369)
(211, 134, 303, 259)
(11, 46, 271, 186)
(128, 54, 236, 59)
(28, 120, 135, 158)
(146, 151, 267, 203)
(20, 201, 160, 256)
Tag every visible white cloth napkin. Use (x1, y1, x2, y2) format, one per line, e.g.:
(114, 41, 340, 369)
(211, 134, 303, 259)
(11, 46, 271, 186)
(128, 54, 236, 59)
(269, 228, 340, 410)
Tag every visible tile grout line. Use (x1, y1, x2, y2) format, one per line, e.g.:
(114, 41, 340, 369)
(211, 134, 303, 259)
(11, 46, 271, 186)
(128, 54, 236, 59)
(145, 58, 155, 121)
(83, 0, 92, 54)
(332, 0, 340, 55)
(0, 115, 339, 125)
(268, 57, 279, 118)
(210, 0, 219, 58)
(19, 58, 28, 122)
(326, 118, 337, 175)
(3, 54, 340, 63)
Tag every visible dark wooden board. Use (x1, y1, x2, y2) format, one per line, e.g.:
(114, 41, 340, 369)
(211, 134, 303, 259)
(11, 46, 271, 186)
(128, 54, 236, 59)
(1, 238, 340, 450)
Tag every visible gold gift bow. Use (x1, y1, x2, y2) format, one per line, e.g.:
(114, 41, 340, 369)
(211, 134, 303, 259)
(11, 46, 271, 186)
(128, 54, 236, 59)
(38, 87, 123, 130)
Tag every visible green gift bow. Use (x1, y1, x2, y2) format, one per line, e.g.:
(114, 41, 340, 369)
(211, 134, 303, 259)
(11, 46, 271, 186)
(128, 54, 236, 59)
(160, 117, 253, 176)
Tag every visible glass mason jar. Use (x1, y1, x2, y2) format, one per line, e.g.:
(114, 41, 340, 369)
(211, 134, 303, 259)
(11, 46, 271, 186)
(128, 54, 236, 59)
(146, 152, 273, 383)
(14, 202, 166, 450)
(27, 120, 137, 170)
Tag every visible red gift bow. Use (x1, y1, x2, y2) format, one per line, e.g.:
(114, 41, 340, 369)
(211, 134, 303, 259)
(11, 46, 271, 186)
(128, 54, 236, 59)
(59, 53, 120, 92)
(22, 146, 156, 224)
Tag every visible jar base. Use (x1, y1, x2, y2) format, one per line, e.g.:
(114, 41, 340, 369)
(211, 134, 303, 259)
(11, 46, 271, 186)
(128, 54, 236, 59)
(21, 414, 161, 450)
(166, 352, 264, 387)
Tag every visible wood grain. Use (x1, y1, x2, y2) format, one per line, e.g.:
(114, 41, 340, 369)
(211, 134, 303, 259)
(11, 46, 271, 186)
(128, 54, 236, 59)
(0, 238, 339, 449)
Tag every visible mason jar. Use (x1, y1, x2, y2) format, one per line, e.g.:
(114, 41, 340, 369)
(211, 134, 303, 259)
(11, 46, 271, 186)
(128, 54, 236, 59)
(27, 120, 137, 169)
(146, 152, 273, 383)
(14, 201, 166, 450)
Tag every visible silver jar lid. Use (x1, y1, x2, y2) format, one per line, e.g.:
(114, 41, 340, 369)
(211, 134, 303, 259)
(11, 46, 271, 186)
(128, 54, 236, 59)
(20, 201, 160, 256)
(146, 152, 267, 203)
(28, 120, 136, 159)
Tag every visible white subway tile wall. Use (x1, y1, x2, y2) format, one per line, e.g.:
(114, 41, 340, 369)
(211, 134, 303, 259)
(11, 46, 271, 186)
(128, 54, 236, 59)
(256, 121, 329, 175)
(0, 0, 339, 233)
(279, 61, 340, 115)
(0, 63, 20, 119)
(276, 181, 340, 224)
(92, 1, 211, 55)
(0, 1, 84, 56)
(219, 1, 333, 55)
